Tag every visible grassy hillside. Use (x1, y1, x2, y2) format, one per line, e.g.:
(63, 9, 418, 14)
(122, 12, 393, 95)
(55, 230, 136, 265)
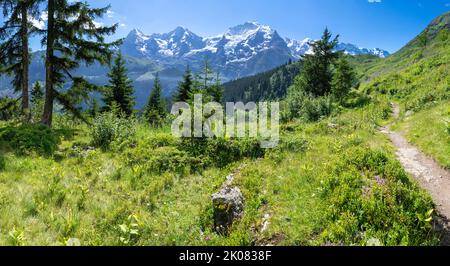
(359, 12, 450, 169)
(0, 95, 438, 246)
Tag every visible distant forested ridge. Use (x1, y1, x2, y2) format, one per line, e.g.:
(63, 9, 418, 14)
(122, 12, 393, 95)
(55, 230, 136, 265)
(223, 60, 303, 103)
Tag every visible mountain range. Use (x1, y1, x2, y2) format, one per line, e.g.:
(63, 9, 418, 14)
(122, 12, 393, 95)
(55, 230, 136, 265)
(0, 21, 390, 108)
(121, 21, 390, 81)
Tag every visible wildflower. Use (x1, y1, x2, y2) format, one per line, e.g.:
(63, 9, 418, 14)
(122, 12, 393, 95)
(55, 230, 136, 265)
(375, 175, 386, 186)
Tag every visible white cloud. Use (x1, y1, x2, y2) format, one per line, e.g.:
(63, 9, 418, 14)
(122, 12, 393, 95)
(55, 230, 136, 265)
(107, 10, 115, 18)
(368, 0, 382, 3)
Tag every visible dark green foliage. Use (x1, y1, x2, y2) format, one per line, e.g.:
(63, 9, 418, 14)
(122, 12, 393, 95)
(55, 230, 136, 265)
(223, 61, 303, 102)
(0, 97, 20, 120)
(124, 146, 204, 175)
(332, 56, 356, 101)
(31, 82, 44, 105)
(296, 28, 339, 97)
(284, 29, 343, 121)
(0, 0, 42, 119)
(41, 0, 119, 126)
(144, 73, 166, 127)
(90, 112, 136, 151)
(173, 66, 194, 103)
(284, 90, 333, 122)
(179, 137, 265, 168)
(342, 90, 371, 108)
(0, 153, 5, 171)
(30, 81, 44, 121)
(0, 124, 60, 156)
(103, 53, 135, 116)
(301, 96, 333, 122)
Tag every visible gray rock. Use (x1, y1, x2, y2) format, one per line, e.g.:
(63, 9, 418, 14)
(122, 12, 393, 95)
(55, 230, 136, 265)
(212, 186, 244, 235)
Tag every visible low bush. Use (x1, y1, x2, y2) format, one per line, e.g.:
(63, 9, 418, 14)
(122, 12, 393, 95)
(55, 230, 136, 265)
(123, 146, 204, 174)
(320, 147, 438, 246)
(301, 96, 333, 122)
(343, 90, 371, 108)
(90, 112, 136, 151)
(139, 132, 179, 149)
(179, 137, 265, 168)
(0, 124, 60, 156)
(279, 135, 309, 153)
(284, 91, 333, 122)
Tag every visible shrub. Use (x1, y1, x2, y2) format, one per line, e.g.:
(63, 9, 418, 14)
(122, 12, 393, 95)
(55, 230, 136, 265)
(320, 147, 438, 246)
(139, 133, 179, 149)
(0, 124, 59, 156)
(0, 97, 20, 121)
(285, 89, 333, 122)
(179, 137, 265, 168)
(90, 112, 136, 151)
(343, 90, 371, 108)
(279, 135, 309, 153)
(122, 145, 204, 174)
(301, 96, 333, 122)
(0, 153, 5, 171)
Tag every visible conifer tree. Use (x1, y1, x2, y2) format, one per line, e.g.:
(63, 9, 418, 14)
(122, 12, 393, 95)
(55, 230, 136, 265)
(207, 71, 224, 102)
(31, 81, 44, 106)
(332, 56, 355, 102)
(174, 65, 193, 103)
(0, 0, 43, 121)
(144, 73, 166, 127)
(41, 0, 119, 126)
(295, 28, 339, 97)
(196, 57, 214, 91)
(103, 52, 135, 116)
(30, 81, 44, 121)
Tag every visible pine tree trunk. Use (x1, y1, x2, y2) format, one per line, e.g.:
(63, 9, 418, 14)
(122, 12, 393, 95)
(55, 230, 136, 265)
(21, 4, 30, 122)
(42, 0, 55, 127)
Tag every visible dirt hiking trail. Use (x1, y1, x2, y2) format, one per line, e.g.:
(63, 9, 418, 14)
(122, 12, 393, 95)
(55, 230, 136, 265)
(380, 103, 450, 245)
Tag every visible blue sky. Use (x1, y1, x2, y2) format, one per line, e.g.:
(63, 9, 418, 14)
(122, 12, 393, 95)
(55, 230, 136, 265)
(31, 0, 450, 52)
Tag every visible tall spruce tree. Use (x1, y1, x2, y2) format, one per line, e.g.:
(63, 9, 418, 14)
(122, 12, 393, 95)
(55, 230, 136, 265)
(41, 0, 119, 127)
(207, 71, 224, 102)
(174, 65, 193, 103)
(196, 57, 214, 91)
(295, 28, 339, 97)
(332, 56, 355, 102)
(0, 0, 43, 121)
(144, 73, 166, 127)
(103, 52, 135, 116)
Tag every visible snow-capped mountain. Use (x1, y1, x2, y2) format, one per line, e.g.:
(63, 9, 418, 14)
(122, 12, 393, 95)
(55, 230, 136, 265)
(122, 22, 292, 78)
(121, 22, 389, 81)
(335, 43, 390, 58)
(123, 22, 390, 62)
(122, 27, 205, 59)
(287, 38, 390, 59)
(286, 38, 315, 58)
